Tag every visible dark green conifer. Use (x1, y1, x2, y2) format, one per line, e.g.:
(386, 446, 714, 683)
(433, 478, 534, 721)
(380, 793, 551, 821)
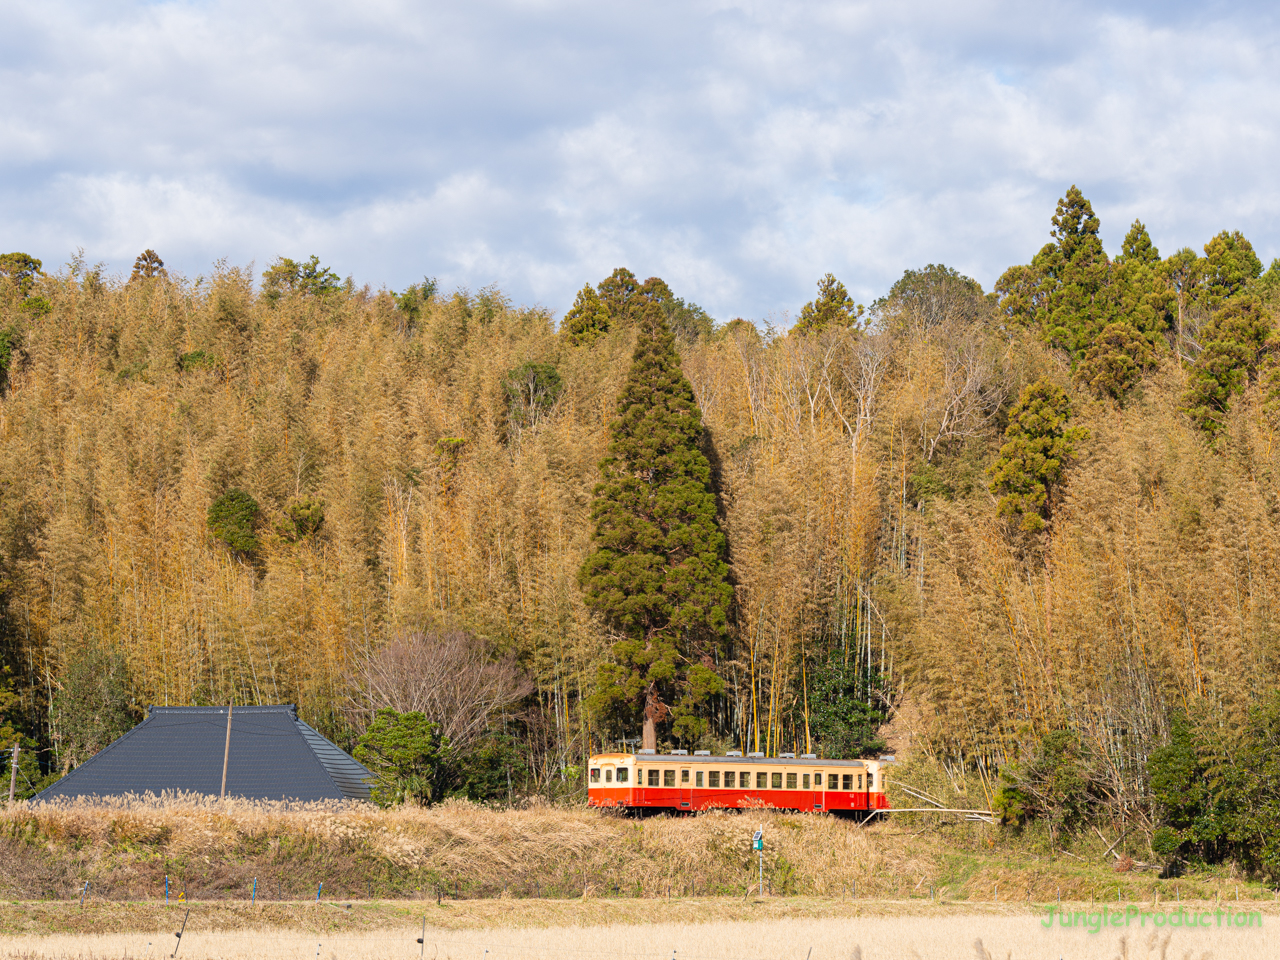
(581, 304, 732, 748)
(561, 284, 611, 345)
(794, 273, 864, 334)
(1073, 322, 1154, 401)
(1039, 187, 1118, 357)
(1183, 297, 1273, 435)
(995, 188, 1176, 362)
(987, 378, 1088, 533)
(1117, 220, 1160, 265)
(1200, 230, 1263, 307)
(596, 268, 650, 328)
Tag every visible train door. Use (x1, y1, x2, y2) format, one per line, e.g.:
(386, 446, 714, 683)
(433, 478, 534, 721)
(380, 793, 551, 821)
(680, 766, 692, 810)
(812, 770, 824, 811)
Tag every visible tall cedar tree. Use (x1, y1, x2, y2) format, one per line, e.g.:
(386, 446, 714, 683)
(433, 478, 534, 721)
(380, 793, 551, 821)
(581, 304, 732, 749)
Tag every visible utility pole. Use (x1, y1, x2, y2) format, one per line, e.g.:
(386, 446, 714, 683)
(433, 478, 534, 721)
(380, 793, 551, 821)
(8, 743, 18, 803)
(220, 704, 233, 799)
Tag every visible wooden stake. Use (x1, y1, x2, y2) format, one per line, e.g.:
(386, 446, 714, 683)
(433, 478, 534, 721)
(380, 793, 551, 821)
(7, 743, 16, 803)
(220, 704, 233, 800)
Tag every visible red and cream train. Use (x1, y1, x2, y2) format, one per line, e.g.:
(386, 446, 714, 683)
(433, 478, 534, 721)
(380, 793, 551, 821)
(587, 749, 890, 815)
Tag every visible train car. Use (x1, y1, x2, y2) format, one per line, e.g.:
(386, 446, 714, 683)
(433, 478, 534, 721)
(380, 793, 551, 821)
(587, 750, 890, 816)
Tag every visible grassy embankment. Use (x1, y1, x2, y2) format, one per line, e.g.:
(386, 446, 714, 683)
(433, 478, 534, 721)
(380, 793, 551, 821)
(0, 795, 1275, 914)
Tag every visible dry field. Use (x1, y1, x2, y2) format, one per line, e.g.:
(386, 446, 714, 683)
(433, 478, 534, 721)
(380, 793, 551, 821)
(0, 901, 1274, 960)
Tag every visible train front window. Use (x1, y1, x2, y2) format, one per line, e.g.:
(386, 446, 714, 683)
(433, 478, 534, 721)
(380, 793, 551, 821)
(842, 774, 853, 790)
(605, 769, 613, 783)
(681, 768, 690, 783)
(648, 769, 659, 786)
(590, 768, 600, 783)
(709, 771, 720, 788)
(786, 773, 797, 789)
(857, 774, 863, 790)
(867, 773, 874, 789)
(802, 774, 810, 789)
(663, 769, 675, 787)
(617, 768, 628, 783)
(771, 772, 782, 789)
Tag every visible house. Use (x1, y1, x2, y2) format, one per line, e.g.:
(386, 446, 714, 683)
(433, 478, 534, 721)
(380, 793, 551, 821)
(36, 704, 372, 801)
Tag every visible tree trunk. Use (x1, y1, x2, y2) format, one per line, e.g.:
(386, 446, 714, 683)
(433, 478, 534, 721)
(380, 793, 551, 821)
(643, 683, 659, 751)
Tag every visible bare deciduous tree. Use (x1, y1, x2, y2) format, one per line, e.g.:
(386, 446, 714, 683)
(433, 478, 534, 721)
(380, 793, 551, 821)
(349, 629, 532, 755)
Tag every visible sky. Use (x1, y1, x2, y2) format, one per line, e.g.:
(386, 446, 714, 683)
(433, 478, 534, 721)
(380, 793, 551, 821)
(2, 0, 1279, 323)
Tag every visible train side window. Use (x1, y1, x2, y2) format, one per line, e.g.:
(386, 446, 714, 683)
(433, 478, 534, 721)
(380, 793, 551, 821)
(828, 774, 838, 790)
(617, 768, 629, 783)
(696, 771, 704, 787)
(842, 774, 853, 790)
(867, 773, 874, 789)
(771, 772, 782, 789)
(590, 768, 600, 783)
(709, 771, 720, 788)
(815, 772, 823, 789)
(724, 771, 736, 787)
(663, 769, 675, 787)
(681, 769, 690, 783)
(648, 769, 659, 787)
(786, 773, 797, 790)
(756, 772, 767, 789)
(605, 769, 613, 783)
(741, 771, 751, 787)
(802, 774, 810, 789)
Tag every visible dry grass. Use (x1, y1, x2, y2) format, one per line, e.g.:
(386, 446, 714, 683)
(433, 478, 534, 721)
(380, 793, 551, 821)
(3, 796, 1276, 914)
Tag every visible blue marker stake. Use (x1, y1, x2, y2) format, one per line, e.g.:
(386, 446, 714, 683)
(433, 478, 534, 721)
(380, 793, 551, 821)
(252, 878, 257, 905)
(316, 881, 323, 904)
(165, 876, 169, 905)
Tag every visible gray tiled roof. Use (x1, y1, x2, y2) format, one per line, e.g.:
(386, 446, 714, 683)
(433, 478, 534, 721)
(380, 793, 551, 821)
(36, 705, 372, 802)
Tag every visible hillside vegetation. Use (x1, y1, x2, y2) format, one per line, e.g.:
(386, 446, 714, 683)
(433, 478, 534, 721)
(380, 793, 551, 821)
(2, 189, 1280, 875)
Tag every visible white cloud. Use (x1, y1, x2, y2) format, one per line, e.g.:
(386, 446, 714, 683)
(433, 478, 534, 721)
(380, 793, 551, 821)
(1, 0, 1278, 320)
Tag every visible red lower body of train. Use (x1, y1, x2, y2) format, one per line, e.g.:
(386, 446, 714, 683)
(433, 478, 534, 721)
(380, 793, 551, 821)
(588, 785, 890, 814)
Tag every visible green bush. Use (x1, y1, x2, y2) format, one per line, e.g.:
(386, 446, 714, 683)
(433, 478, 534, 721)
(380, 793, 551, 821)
(806, 656, 887, 758)
(207, 489, 260, 555)
(994, 730, 1094, 835)
(279, 497, 325, 541)
(178, 350, 220, 373)
(354, 708, 451, 806)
